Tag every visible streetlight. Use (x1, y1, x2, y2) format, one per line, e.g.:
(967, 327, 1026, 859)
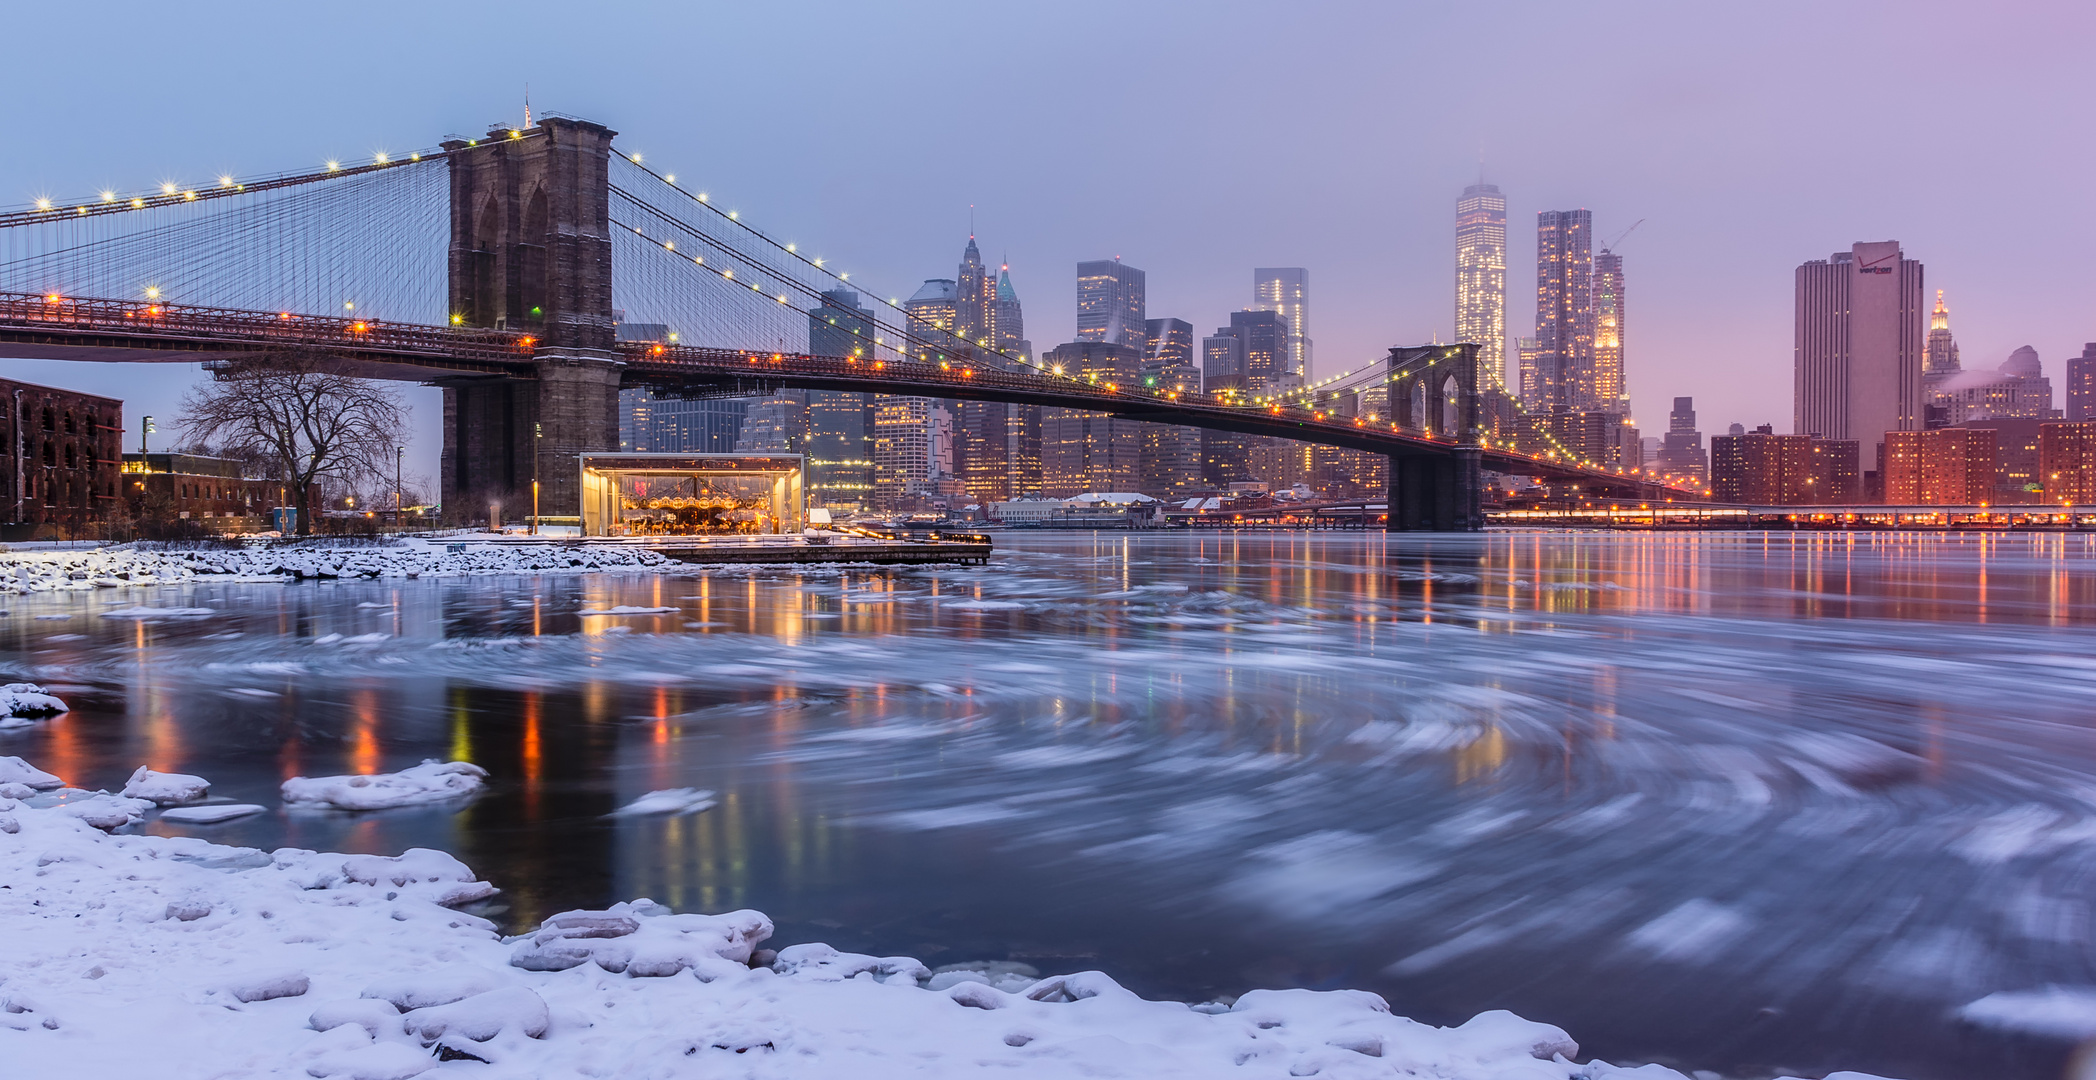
(395, 445, 404, 529)
(139, 415, 155, 454)
(530, 422, 541, 536)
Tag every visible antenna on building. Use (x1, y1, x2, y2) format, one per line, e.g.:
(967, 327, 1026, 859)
(969, 204, 975, 240)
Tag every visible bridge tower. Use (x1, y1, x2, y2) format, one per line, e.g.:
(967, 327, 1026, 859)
(1386, 344, 1483, 531)
(439, 118, 621, 524)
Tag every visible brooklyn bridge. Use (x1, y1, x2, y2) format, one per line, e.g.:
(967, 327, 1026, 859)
(0, 116, 1690, 531)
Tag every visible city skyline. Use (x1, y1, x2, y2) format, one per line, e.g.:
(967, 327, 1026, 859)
(2, 1, 2092, 487)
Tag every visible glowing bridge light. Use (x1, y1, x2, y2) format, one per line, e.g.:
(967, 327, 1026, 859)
(343, 301, 355, 310)
(727, 211, 737, 220)
(161, 183, 176, 195)
(33, 198, 51, 211)
(786, 244, 795, 253)
(813, 258, 823, 267)
(100, 191, 114, 203)
(630, 153, 642, 163)
(450, 314, 464, 325)
(373, 153, 388, 164)
(509, 130, 522, 140)
(697, 193, 707, 202)
(665, 174, 676, 184)
(722, 269, 733, 279)
(693, 255, 703, 265)
(219, 175, 235, 187)
(130, 198, 143, 208)
(144, 287, 159, 300)
(410, 153, 420, 162)
(325, 161, 340, 171)
(182, 191, 195, 200)
(663, 240, 674, 251)
(839, 273, 848, 281)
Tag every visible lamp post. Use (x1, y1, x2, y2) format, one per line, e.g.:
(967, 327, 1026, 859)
(140, 415, 154, 454)
(394, 445, 404, 529)
(530, 422, 541, 536)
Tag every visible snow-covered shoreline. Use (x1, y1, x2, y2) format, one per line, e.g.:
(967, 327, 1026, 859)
(0, 539, 671, 591)
(0, 755, 1901, 1080)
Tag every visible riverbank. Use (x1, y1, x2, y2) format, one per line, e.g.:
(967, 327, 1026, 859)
(0, 752, 1893, 1080)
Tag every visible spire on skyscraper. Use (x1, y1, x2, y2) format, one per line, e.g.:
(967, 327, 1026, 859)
(1925, 288, 1961, 381)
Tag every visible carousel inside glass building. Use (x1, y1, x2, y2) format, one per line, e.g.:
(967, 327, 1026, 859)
(578, 454, 806, 537)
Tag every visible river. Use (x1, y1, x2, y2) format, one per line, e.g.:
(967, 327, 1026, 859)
(5, 531, 2095, 1079)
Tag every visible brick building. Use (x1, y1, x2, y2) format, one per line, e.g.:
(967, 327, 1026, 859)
(1710, 426, 1812, 504)
(1883, 428, 1996, 504)
(0, 379, 123, 538)
(2040, 422, 2096, 504)
(120, 453, 285, 528)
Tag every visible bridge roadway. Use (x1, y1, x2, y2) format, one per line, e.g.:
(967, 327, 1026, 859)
(0, 290, 1685, 501)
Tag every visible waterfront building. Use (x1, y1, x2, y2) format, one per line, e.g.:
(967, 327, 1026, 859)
(872, 396, 933, 509)
(120, 452, 280, 530)
(1656, 397, 1709, 486)
(2068, 344, 2096, 422)
(1795, 241, 1925, 487)
(2041, 421, 2096, 503)
(1710, 426, 1813, 504)
(1252, 268, 1311, 382)
(1809, 440, 1862, 503)
(1929, 346, 2056, 425)
(958, 402, 1043, 504)
(2, 378, 122, 537)
(1955, 418, 2045, 503)
(1534, 210, 1594, 413)
(1077, 259, 1147, 354)
(1516, 410, 1638, 469)
(1455, 183, 1508, 391)
(1590, 249, 1626, 411)
(1882, 428, 1997, 505)
(1924, 289, 1961, 394)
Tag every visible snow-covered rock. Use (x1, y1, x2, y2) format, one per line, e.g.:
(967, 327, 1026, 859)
(608, 787, 717, 816)
(281, 760, 486, 810)
(120, 766, 211, 805)
(0, 755, 64, 790)
(56, 791, 152, 830)
(0, 753, 1904, 1080)
(0, 683, 67, 729)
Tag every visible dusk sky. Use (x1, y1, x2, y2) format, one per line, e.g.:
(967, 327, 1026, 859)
(3, 0, 2090, 484)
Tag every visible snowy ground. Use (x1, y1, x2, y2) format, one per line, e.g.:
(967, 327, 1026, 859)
(0, 754, 1901, 1080)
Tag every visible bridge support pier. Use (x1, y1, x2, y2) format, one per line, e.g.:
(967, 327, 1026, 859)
(1387, 448, 1482, 532)
(441, 354, 621, 525)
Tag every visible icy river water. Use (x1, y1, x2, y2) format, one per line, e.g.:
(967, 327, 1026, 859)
(7, 531, 2096, 1079)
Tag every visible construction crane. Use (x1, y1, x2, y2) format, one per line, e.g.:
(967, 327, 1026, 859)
(1599, 218, 1644, 253)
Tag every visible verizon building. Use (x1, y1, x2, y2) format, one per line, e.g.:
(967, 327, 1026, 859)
(1795, 241, 1925, 488)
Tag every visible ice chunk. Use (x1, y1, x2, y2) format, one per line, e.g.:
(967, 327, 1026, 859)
(59, 792, 152, 830)
(609, 787, 717, 816)
(0, 682, 67, 719)
(0, 755, 63, 790)
(281, 760, 486, 810)
(1958, 985, 2096, 1039)
(160, 803, 266, 824)
(401, 986, 549, 1042)
(1626, 899, 1750, 963)
(120, 766, 211, 805)
(510, 901, 772, 978)
(99, 606, 216, 619)
(926, 960, 1040, 993)
(577, 605, 679, 615)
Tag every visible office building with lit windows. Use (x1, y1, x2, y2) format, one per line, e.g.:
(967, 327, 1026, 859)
(1590, 249, 1626, 411)
(1534, 209, 1594, 413)
(1252, 268, 1311, 383)
(1455, 183, 1507, 389)
(1076, 259, 1147, 353)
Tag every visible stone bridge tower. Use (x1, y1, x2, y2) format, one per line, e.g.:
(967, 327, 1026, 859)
(1386, 343, 1483, 531)
(439, 117, 621, 524)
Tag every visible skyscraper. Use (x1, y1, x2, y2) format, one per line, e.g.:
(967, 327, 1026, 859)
(1040, 341, 1145, 496)
(1534, 210, 1594, 413)
(1796, 241, 1925, 483)
(2069, 344, 2096, 422)
(1455, 183, 1507, 389)
(1590, 249, 1626, 411)
(1924, 289, 1961, 389)
(1139, 317, 1203, 496)
(1224, 310, 1289, 394)
(994, 263, 1030, 362)
(1656, 396, 1709, 485)
(955, 236, 994, 348)
(1076, 259, 1147, 354)
(1515, 336, 1542, 410)
(1252, 268, 1311, 383)
(902, 278, 959, 361)
(1202, 333, 1249, 396)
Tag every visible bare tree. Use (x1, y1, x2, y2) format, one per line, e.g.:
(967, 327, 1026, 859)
(177, 351, 408, 535)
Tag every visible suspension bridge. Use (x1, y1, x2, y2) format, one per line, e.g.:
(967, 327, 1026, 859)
(0, 115, 1689, 531)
